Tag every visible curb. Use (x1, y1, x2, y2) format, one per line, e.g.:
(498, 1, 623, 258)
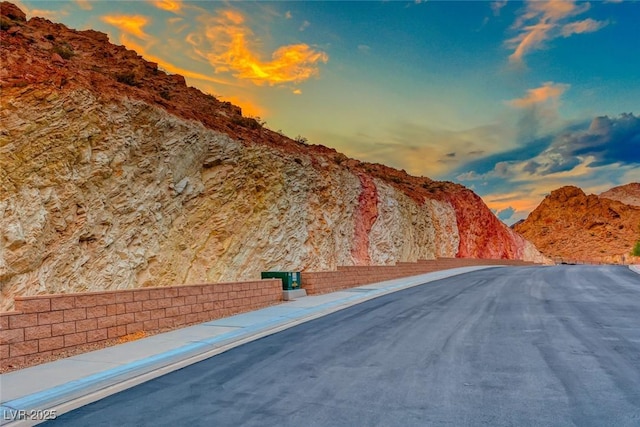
(629, 265, 640, 275)
(0, 266, 501, 426)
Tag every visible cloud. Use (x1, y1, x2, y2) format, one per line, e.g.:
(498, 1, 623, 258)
(102, 15, 152, 40)
(491, 0, 507, 16)
(358, 44, 371, 54)
(313, 121, 512, 179)
(507, 0, 608, 64)
(118, 34, 239, 88)
(561, 18, 609, 37)
(547, 113, 640, 168)
(507, 82, 571, 146)
(20, 4, 68, 21)
(299, 20, 310, 32)
(452, 113, 640, 221)
(496, 206, 515, 221)
(507, 82, 569, 108)
(150, 1, 183, 13)
(187, 10, 328, 87)
(457, 113, 640, 180)
(285, 11, 292, 19)
(293, 89, 302, 95)
(75, 0, 92, 11)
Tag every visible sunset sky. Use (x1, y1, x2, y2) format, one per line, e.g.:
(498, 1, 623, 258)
(16, 0, 640, 224)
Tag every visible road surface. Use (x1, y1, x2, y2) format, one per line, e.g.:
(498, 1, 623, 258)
(48, 265, 640, 426)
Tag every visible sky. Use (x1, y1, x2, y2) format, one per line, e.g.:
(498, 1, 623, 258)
(16, 0, 640, 224)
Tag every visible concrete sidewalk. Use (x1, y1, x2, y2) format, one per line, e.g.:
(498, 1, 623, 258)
(0, 266, 499, 426)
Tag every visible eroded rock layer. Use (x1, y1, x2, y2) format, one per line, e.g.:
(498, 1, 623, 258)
(600, 183, 640, 208)
(514, 186, 640, 264)
(0, 4, 544, 310)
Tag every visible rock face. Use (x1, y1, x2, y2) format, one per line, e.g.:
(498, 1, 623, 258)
(600, 183, 640, 207)
(514, 186, 640, 264)
(0, 4, 545, 310)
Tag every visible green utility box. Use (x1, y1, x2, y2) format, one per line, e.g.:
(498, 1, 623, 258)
(261, 271, 301, 290)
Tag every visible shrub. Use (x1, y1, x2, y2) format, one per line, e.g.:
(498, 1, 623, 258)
(250, 116, 266, 127)
(52, 43, 74, 59)
(231, 116, 263, 130)
(632, 240, 640, 257)
(115, 72, 138, 86)
(0, 17, 12, 31)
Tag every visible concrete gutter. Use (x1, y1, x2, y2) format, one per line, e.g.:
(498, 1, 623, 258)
(0, 266, 502, 426)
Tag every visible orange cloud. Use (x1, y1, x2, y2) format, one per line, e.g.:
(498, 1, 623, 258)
(222, 95, 266, 118)
(150, 0, 183, 13)
(484, 192, 540, 214)
(562, 18, 608, 37)
(507, 0, 607, 64)
(508, 82, 569, 108)
(190, 9, 328, 86)
(102, 15, 151, 40)
(120, 34, 239, 88)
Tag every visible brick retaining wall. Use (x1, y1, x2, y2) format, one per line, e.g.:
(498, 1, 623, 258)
(0, 279, 281, 369)
(301, 258, 535, 295)
(0, 258, 537, 370)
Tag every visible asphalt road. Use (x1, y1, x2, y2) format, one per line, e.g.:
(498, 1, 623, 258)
(48, 266, 640, 427)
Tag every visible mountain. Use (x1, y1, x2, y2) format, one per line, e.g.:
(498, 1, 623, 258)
(0, 3, 545, 310)
(600, 183, 640, 207)
(513, 185, 640, 264)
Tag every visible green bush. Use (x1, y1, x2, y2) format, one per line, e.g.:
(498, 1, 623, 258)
(1, 18, 13, 31)
(115, 72, 138, 86)
(632, 240, 640, 257)
(231, 116, 263, 130)
(52, 44, 75, 60)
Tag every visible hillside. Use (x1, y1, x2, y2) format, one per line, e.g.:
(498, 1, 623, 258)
(0, 3, 544, 310)
(600, 183, 640, 207)
(513, 185, 640, 264)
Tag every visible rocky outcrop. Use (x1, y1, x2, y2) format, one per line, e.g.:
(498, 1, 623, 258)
(600, 183, 640, 207)
(514, 186, 640, 264)
(0, 4, 545, 310)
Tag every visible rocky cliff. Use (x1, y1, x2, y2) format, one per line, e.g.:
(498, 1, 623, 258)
(0, 3, 544, 310)
(600, 183, 640, 208)
(514, 185, 640, 264)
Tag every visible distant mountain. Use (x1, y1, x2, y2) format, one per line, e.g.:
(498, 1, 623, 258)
(600, 183, 640, 207)
(0, 2, 545, 310)
(513, 185, 640, 264)
(509, 219, 525, 229)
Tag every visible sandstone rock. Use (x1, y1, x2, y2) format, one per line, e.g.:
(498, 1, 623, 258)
(514, 185, 640, 264)
(0, 3, 546, 310)
(51, 52, 65, 65)
(600, 183, 640, 207)
(1, 1, 26, 22)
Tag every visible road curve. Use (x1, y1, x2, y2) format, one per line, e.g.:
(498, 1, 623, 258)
(47, 266, 640, 427)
